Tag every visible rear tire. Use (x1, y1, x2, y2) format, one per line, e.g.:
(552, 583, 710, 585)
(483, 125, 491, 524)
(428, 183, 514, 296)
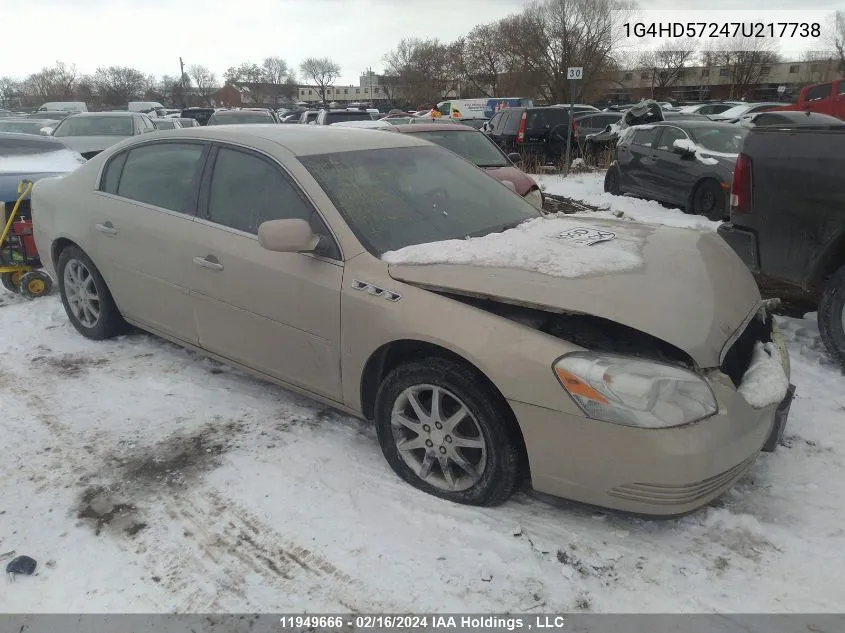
(1, 271, 23, 294)
(18, 270, 53, 299)
(57, 245, 128, 340)
(604, 167, 621, 195)
(373, 356, 521, 506)
(818, 265, 845, 369)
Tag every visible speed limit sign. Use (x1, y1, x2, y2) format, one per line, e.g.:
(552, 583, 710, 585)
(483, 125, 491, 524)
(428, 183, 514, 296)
(567, 67, 583, 80)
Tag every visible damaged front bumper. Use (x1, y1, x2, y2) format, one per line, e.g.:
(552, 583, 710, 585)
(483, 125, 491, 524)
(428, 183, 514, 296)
(512, 309, 796, 517)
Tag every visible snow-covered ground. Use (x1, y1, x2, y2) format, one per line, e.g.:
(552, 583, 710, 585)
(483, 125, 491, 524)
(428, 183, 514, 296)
(535, 172, 721, 231)
(1, 288, 844, 613)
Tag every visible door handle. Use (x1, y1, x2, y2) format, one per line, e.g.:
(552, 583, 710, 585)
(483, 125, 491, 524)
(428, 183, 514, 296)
(94, 222, 117, 235)
(193, 255, 224, 271)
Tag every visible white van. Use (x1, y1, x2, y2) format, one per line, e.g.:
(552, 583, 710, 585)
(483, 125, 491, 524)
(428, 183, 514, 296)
(128, 101, 166, 117)
(37, 101, 88, 113)
(436, 98, 489, 120)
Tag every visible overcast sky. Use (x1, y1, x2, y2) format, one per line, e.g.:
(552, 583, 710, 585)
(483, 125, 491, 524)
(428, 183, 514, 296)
(3, 0, 841, 86)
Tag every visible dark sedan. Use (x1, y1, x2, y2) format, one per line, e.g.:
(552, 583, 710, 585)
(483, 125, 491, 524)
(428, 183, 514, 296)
(604, 121, 748, 220)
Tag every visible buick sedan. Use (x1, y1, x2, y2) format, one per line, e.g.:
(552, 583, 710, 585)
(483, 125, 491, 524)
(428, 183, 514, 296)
(32, 125, 793, 515)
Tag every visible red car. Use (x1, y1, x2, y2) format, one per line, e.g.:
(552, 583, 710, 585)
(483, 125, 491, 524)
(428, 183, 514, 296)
(391, 123, 544, 210)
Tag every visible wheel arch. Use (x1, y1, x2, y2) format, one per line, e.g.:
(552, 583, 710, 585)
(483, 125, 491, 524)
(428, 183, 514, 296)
(359, 339, 529, 474)
(806, 230, 845, 291)
(51, 237, 80, 270)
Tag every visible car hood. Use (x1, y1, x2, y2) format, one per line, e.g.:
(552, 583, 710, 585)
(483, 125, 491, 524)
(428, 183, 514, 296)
(387, 219, 760, 368)
(55, 135, 131, 154)
(483, 166, 536, 195)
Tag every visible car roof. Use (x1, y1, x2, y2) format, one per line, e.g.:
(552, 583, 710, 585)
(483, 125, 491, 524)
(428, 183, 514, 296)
(212, 109, 272, 115)
(66, 111, 135, 117)
(0, 131, 68, 147)
(391, 124, 476, 133)
(649, 120, 741, 130)
(140, 125, 429, 156)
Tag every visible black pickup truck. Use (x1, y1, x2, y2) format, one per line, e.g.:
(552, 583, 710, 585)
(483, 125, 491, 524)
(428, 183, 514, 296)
(718, 125, 845, 366)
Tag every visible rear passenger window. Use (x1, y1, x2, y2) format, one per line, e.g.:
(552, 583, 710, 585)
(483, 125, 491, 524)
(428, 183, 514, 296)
(116, 142, 207, 214)
(631, 127, 661, 148)
(100, 151, 127, 194)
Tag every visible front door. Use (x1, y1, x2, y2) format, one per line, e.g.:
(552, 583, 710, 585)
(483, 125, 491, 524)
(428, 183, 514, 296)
(651, 126, 697, 206)
(186, 144, 344, 400)
(89, 140, 209, 344)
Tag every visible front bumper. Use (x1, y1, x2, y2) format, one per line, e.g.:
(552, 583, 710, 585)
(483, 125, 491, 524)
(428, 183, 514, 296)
(718, 222, 759, 273)
(513, 332, 794, 517)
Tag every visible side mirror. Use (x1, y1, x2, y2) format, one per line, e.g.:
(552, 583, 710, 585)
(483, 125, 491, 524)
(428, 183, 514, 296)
(671, 140, 696, 158)
(258, 219, 320, 253)
(40, 127, 53, 136)
(507, 152, 521, 164)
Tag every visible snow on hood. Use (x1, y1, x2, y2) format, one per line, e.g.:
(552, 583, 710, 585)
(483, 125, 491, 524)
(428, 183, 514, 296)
(382, 216, 643, 278)
(738, 342, 789, 408)
(387, 217, 762, 368)
(0, 149, 86, 174)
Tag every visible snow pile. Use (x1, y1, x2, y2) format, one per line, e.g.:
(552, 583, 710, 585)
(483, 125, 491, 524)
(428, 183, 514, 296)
(382, 216, 643, 278)
(738, 342, 790, 408)
(535, 172, 721, 231)
(0, 150, 86, 174)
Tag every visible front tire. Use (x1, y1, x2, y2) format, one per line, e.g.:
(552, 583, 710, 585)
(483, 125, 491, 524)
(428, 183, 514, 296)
(57, 245, 127, 340)
(373, 356, 521, 506)
(818, 265, 845, 369)
(691, 179, 726, 221)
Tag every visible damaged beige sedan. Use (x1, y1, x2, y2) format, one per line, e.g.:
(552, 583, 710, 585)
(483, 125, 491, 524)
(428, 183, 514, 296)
(32, 125, 795, 516)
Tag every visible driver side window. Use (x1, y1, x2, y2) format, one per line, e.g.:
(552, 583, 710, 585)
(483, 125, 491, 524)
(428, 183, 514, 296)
(205, 146, 341, 259)
(657, 126, 689, 151)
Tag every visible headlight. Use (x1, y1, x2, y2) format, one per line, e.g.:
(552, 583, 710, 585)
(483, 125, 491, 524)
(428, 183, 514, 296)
(524, 187, 544, 210)
(553, 352, 718, 429)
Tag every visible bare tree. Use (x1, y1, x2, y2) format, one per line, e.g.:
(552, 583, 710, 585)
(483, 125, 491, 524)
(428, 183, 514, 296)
(299, 57, 341, 104)
(383, 38, 450, 106)
(92, 66, 148, 105)
(702, 38, 780, 100)
(636, 41, 695, 99)
(832, 10, 845, 72)
(0, 76, 18, 107)
(459, 23, 511, 97)
(189, 64, 217, 105)
(498, 0, 635, 104)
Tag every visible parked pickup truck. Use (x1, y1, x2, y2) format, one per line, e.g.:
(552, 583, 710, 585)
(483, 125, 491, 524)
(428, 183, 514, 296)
(718, 125, 845, 366)
(774, 79, 845, 120)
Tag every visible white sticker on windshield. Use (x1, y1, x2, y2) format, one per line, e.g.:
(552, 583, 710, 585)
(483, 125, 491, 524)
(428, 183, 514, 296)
(552, 227, 617, 247)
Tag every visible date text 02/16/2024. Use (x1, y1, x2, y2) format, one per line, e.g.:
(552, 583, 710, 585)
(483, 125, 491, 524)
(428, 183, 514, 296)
(278, 615, 568, 631)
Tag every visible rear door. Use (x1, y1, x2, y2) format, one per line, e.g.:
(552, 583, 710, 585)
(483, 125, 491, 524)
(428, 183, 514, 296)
(90, 140, 209, 344)
(186, 143, 344, 399)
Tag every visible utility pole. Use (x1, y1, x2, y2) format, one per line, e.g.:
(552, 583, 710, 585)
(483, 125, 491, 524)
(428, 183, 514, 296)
(179, 57, 187, 108)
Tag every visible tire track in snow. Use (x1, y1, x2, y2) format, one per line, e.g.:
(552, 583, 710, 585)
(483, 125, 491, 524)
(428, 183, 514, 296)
(2, 345, 385, 612)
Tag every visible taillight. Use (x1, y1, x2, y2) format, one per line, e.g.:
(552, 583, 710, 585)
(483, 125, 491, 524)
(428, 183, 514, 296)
(730, 153, 753, 213)
(517, 112, 527, 142)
